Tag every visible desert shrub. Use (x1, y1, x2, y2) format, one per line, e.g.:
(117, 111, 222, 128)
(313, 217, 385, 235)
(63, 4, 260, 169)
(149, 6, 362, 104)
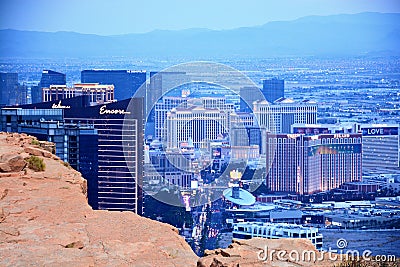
(31, 139, 40, 146)
(27, 156, 45, 172)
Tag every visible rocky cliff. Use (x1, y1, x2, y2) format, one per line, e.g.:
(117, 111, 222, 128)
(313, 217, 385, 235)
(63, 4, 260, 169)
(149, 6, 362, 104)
(0, 132, 198, 266)
(199, 238, 338, 267)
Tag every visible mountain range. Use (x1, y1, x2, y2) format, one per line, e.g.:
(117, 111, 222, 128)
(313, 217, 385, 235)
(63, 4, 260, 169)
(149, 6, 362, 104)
(1, 12, 399, 58)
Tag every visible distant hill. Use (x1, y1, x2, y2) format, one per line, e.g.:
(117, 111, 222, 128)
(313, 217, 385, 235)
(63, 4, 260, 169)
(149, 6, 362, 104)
(1, 12, 399, 58)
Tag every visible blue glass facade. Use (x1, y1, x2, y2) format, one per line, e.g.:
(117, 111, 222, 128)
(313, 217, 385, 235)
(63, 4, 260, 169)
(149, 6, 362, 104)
(64, 97, 144, 213)
(81, 70, 146, 101)
(40, 70, 66, 88)
(262, 78, 284, 103)
(79, 131, 99, 209)
(31, 85, 42, 104)
(0, 72, 19, 106)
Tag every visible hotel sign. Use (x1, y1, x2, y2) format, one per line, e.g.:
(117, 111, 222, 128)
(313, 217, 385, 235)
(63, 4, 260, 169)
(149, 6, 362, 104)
(52, 100, 70, 109)
(308, 144, 361, 156)
(99, 105, 131, 115)
(293, 127, 329, 135)
(362, 127, 398, 136)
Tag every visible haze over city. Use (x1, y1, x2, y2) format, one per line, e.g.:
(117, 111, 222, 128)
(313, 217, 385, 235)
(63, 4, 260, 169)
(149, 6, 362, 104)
(1, 0, 400, 35)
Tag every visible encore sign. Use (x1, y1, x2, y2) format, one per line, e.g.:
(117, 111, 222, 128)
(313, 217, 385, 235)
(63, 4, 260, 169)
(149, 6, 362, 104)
(99, 105, 131, 115)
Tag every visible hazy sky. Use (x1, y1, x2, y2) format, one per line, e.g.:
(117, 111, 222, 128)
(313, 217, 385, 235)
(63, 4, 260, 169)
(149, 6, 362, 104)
(1, 0, 399, 35)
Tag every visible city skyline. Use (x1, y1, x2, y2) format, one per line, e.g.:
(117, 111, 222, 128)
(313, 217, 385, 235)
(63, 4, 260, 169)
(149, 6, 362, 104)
(1, 0, 400, 262)
(0, 0, 399, 35)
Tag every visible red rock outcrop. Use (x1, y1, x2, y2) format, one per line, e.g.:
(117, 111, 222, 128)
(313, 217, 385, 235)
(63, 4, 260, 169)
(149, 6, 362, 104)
(0, 153, 26, 172)
(198, 238, 342, 267)
(0, 132, 198, 266)
(202, 237, 400, 267)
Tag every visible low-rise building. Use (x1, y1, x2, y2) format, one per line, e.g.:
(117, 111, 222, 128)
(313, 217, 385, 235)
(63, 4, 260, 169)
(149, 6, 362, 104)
(42, 83, 115, 105)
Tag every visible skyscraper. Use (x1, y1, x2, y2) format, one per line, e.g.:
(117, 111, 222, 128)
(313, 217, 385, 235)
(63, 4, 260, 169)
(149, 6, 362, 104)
(32, 70, 67, 104)
(230, 126, 267, 154)
(31, 85, 42, 104)
(0, 73, 19, 106)
(148, 72, 187, 101)
(17, 83, 28, 105)
(262, 78, 284, 103)
(166, 106, 231, 149)
(40, 70, 66, 88)
(253, 98, 318, 133)
(361, 124, 399, 173)
(0, 96, 144, 214)
(147, 71, 188, 119)
(239, 86, 263, 112)
(292, 123, 400, 175)
(266, 132, 362, 195)
(145, 149, 194, 188)
(155, 96, 188, 140)
(81, 70, 146, 101)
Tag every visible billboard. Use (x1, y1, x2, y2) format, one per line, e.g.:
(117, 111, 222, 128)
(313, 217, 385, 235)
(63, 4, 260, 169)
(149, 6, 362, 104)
(308, 144, 361, 156)
(361, 127, 398, 136)
(293, 127, 330, 135)
(212, 147, 221, 159)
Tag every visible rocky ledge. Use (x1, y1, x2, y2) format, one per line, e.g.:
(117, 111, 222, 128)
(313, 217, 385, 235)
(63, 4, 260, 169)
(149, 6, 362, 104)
(0, 133, 198, 266)
(199, 238, 339, 267)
